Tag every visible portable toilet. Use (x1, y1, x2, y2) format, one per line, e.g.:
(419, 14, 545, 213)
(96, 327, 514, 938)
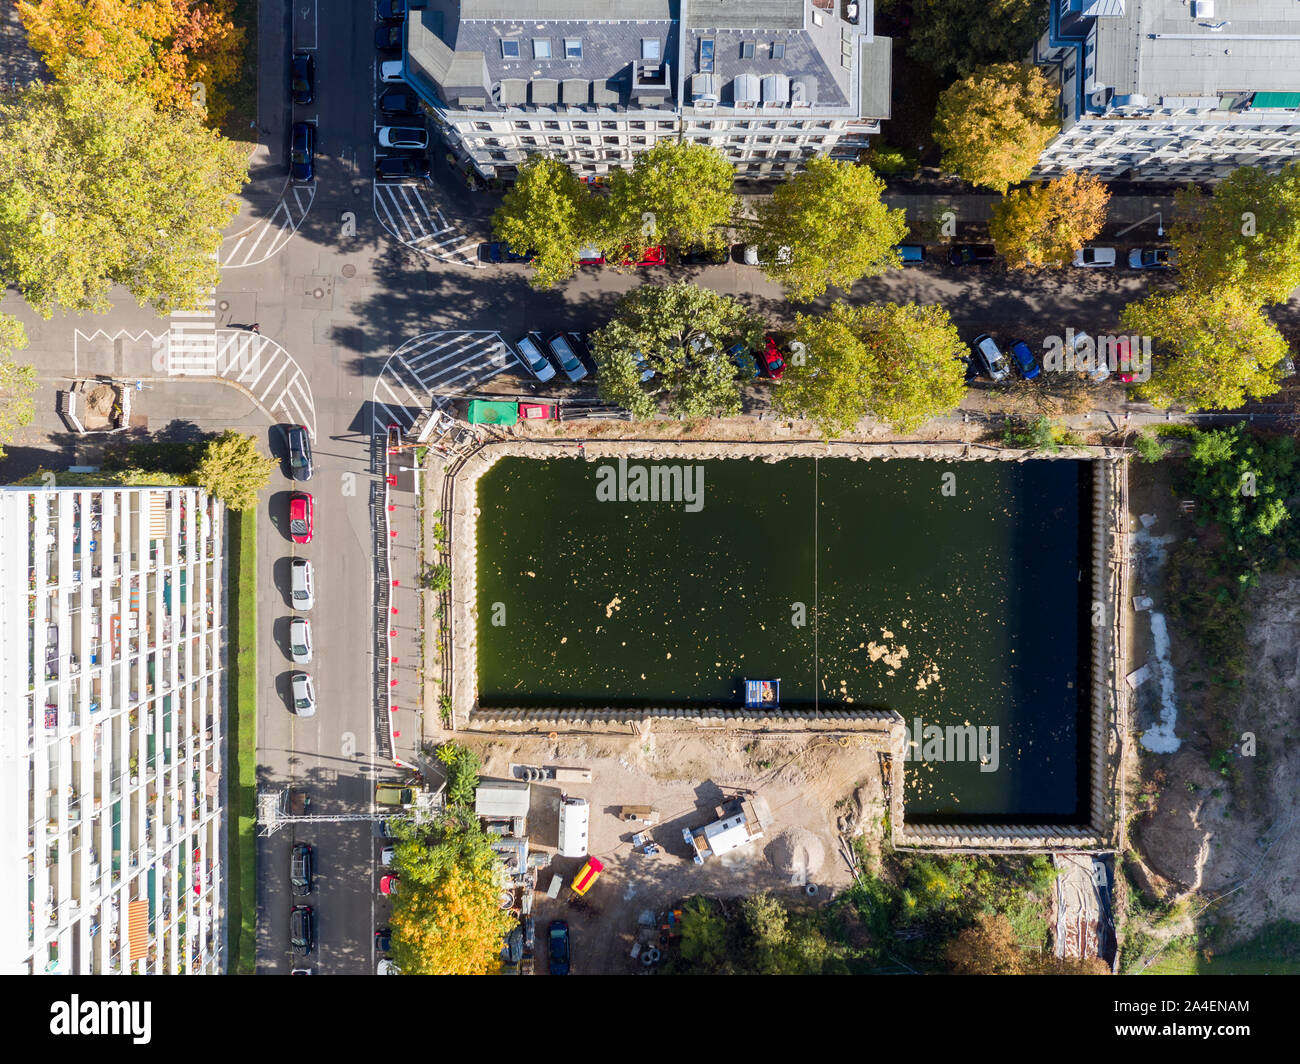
(557, 794, 590, 858)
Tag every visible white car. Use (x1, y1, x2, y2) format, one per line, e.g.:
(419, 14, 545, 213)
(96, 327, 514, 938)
(631, 349, 656, 383)
(1072, 247, 1117, 268)
(1070, 330, 1113, 383)
(290, 617, 313, 664)
(513, 334, 557, 382)
(378, 125, 428, 150)
(291, 558, 315, 610)
(377, 959, 400, 975)
(379, 60, 404, 83)
(687, 331, 717, 358)
(291, 672, 316, 717)
(547, 333, 588, 382)
(971, 334, 1010, 382)
(743, 243, 792, 267)
(380, 846, 396, 866)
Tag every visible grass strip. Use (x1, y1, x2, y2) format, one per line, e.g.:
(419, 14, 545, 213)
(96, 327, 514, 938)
(225, 507, 258, 973)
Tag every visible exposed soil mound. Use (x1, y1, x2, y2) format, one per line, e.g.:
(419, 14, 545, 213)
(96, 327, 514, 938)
(765, 827, 825, 881)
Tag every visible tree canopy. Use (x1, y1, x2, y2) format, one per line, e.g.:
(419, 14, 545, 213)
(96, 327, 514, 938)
(491, 155, 597, 288)
(17, 0, 243, 123)
(1170, 161, 1300, 306)
(1120, 286, 1291, 411)
(772, 300, 969, 436)
(900, 0, 1049, 81)
(989, 171, 1110, 268)
(933, 63, 1059, 193)
(605, 141, 736, 254)
(388, 818, 516, 976)
(0, 314, 36, 463)
(0, 70, 246, 317)
(749, 157, 907, 301)
(589, 282, 763, 419)
(670, 893, 831, 975)
(193, 430, 277, 511)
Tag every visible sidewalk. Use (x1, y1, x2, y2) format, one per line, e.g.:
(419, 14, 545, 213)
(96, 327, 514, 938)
(381, 454, 428, 772)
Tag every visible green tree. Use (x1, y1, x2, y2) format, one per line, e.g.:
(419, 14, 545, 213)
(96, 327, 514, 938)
(1120, 287, 1290, 410)
(1170, 162, 1300, 306)
(933, 63, 1059, 193)
(676, 896, 730, 971)
(491, 155, 597, 288)
(193, 430, 276, 511)
(0, 313, 36, 463)
(989, 171, 1110, 268)
(589, 282, 763, 419)
(903, 0, 1048, 80)
(0, 69, 246, 317)
(605, 140, 735, 254)
(435, 742, 481, 811)
(750, 158, 907, 300)
(773, 301, 968, 437)
(388, 817, 516, 975)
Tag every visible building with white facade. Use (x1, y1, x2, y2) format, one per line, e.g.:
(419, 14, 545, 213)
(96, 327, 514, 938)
(0, 485, 226, 975)
(399, 0, 892, 182)
(1033, 0, 1300, 181)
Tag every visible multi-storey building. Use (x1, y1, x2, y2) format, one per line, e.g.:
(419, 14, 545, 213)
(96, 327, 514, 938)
(1033, 0, 1300, 181)
(400, 0, 893, 181)
(0, 485, 226, 975)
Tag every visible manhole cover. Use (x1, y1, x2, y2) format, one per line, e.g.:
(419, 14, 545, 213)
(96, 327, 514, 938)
(341, 264, 356, 278)
(313, 288, 324, 299)
(218, 300, 230, 312)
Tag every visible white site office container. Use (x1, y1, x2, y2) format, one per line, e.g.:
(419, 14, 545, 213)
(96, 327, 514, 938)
(557, 795, 590, 858)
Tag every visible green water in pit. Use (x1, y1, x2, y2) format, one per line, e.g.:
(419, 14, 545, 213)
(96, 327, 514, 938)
(476, 457, 1091, 821)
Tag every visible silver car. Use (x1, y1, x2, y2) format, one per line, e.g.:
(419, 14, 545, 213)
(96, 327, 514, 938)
(547, 333, 588, 382)
(514, 334, 557, 382)
(292, 671, 316, 717)
(378, 125, 428, 150)
(291, 558, 315, 610)
(290, 617, 313, 664)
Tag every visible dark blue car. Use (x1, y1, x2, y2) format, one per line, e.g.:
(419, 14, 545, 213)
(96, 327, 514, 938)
(290, 52, 315, 105)
(548, 920, 570, 975)
(483, 241, 534, 264)
(726, 341, 760, 379)
(1007, 338, 1041, 380)
(290, 122, 315, 182)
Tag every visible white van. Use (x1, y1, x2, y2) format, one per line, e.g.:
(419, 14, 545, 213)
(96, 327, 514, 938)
(557, 794, 590, 858)
(291, 558, 315, 610)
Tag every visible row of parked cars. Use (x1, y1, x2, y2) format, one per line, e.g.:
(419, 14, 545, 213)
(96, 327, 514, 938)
(282, 425, 319, 717)
(373, 2, 435, 181)
(289, 49, 316, 182)
(969, 332, 1131, 384)
(901, 242, 1178, 270)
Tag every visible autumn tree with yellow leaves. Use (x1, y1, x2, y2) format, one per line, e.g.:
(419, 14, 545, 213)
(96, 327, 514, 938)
(989, 171, 1111, 268)
(17, 0, 243, 122)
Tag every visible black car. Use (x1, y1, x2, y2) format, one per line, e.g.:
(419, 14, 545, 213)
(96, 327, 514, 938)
(376, 155, 430, 181)
(676, 244, 730, 266)
(548, 920, 570, 975)
(290, 122, 315, 182)
(375, 927, 392, 953)
(290, 52, 315, 106)
(946, 243, 997, 267)
(285, 424, 313, 481)
(290, 906, 315, 954)
(377, 0, 406, 19)
(290, 842, 313, 895)
(378, 89, 420, 117)
(375, 24, 402, 53)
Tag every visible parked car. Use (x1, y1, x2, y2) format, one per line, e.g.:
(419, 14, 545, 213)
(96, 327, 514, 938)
(379, 60, 405, 83)
(375, 926, 392, 952)
(290, 558, 315, 610)
(757, 335, 785, 379)
(894, 242, 926, 265)
(1006, 338, 1041, 381)
(289, 122, 315, 182)
(290, 843, 313, 896)
(290, 52, 315, 106)
(631, 349, 656, 383)
(380, 846, 396, 866)
(377, 959, 400, 975)
(378, 125, 428, 150)
(289, 617, 313, 664)
(946, 243, 996, 267)
(513, 334, 557, 382)
(376, 782, 415, 807)
(742, 243, 791, 267)
(971, 334, 1010, 382)
(676, 244, 729, 266)
(379, 874, 399, 895)
(375, 155, 429, 180)
(377, 0, 406, 18)
(576, 244, 605, 266)
(290, 905, 314, 954)
(482, 241, 534, 263)
(378, 89, 420, 117)
(1128, 247, 1178, 270)
(726, 342, 760, 379)
(289, 492, 313, 544)
(286, 424, 312, 481)
(291, 672, 316, 717)
(548, 920, 571, 975)
(1071, 330, 1111, 382)
(1072, 246, 1117, 268)
(687, 331, 717, 359)
(1115, 336, 1137, 383)
(547, 333, 588, 382)
(374, 24, 402, 53)
(619, 244, 666, 266)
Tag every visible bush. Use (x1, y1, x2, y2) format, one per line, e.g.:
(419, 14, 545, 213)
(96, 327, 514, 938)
(1133, 432, 1171, 463)
(1002, 415, 1058, 452)
(865, 146, 917, 175)
(435, 742, 481, 810)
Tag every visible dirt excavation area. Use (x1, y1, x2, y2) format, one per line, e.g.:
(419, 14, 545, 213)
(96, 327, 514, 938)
(1123, 462, 1300, 955)
(462, 727, 888, 975)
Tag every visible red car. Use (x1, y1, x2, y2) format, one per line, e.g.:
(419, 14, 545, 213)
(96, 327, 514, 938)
(619, 244, 666, 266)
(1115, 337, 1136, 383)
(289, 492, 313, 544)
(758, 335, 785, 380)
(379, 873, 399, 895)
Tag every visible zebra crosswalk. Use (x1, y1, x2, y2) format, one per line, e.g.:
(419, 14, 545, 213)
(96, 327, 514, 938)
(372, 330, 516, 432)
(220, 184, 315, 268)
(213, 330, 317, 439)
(372, 183, 479, 266)
(163, 293, 219, 375)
